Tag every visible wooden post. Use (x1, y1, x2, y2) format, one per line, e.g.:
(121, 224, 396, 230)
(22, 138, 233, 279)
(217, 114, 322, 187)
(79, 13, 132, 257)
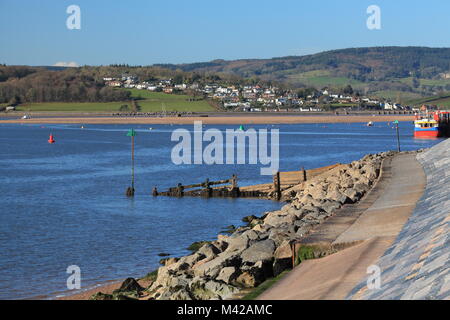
(291, 241, 296, 268)
(231, 174, 237, 189)
(301, 167, 307, 182)
(126, 129, 136, 197)
(273, 171, 281, 200)
(395, 121, 401, 152)
(230, 174, 240, 198)
(202, 178, 211, 198)
(131, 134, 135, 191)
(176, 183, 184, 197)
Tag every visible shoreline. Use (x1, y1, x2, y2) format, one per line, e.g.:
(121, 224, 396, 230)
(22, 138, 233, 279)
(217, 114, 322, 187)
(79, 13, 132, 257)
(60, 151, 392, 300)
(0, 115, 413, 125)
(55, 165, 338, 300)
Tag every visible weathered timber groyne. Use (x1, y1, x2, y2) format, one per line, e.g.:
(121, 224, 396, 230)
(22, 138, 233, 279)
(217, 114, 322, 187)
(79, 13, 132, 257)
(152, 164, 341, 200)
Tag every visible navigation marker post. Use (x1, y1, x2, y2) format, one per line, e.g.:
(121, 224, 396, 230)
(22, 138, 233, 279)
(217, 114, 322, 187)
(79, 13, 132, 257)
(126, 129, 136, 197)
(394, 120, 401, 152)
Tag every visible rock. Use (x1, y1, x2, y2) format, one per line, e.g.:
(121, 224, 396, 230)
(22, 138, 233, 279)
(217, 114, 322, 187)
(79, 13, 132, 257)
(213, 240, 228, 252)
(160, 257, 179, 266)
(225, 234, 250, 253)
(158, 253, 171, 257)
(241, 229, 259, 241)
(268, 228, 296, 247)
(167, 275, 191, 291)
(252, 223, 269, 233)
(320, 200, 341, 215)
(216, 266, 239, 284)
(264, 212, 296, 228)
(187, 241, 211, 253)
(362, 165, 378, 180)
(274, 240, 293, 260)
(116, 278, 144, 293)
(193, 251, 242, 278)
(236, 260, 273, 288)
(355, 175, 370, 186)
(235, 272, 255, 288)
(273, 241, 293, 276)
(354, 183, 370, 194)
(242, 215, 258, 223)
(204, 280, 239, 299)
(339, 177, 354, 189)
(304, 210, 321, 221)
(150, 266, 172, 289)
(167, 260, 191, 273)
(327, 188, 350, 204)
(307, 187, 327, 200)
(90, 292, 113, 300)
(343, 189, 361, 203)
(296, 194, 322, 207)
(189, 278, 238, 300)
(197, 243, 221, 259)
(241, 239, 276, 264)
(169, 288, 193, 300)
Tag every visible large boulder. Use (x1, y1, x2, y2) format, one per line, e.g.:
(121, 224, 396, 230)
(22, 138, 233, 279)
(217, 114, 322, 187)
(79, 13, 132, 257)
(169, 288, 193, 300)
(327, 188, 350, 204)
(362, 164, 378, 180)
(216, 266, 239, 284)
(197, 243, 221, 259)
(263, 212, 296, 228)
(343, 189, 362, 203)
(224, 232, 254, 253)
(150, 266, 172, 289)
(167, 253, 205, 274)
(116, 278, 144, 293)
(320, 200, 341, 215)
(193, 251, 242, 278)
(241, 239, 276, 264)
(306, 185, 327, 200)
(268, 227, 296, 247)
(189, 277, 238, 300)
(235, 260, 273, 288)
(273, 240, 293, 276)
(354, 182, 370, 194)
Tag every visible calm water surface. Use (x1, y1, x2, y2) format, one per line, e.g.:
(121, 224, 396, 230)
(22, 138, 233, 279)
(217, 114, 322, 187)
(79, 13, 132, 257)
(0, 121, 442, 299)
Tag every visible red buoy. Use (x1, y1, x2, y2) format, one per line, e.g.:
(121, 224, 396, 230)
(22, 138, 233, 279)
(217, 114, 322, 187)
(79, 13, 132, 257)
(48, 134, 55, 144)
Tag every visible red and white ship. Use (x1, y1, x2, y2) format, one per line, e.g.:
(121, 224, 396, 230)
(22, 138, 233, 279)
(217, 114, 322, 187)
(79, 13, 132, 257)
(414, 108, 450, 138)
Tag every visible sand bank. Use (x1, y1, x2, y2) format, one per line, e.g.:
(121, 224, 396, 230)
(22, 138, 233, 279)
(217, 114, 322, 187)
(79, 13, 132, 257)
(0, 115, 413, 125)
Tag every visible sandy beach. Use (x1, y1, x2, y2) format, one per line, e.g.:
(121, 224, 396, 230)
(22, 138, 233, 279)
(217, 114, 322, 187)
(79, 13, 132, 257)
(0, 114, 414, 125)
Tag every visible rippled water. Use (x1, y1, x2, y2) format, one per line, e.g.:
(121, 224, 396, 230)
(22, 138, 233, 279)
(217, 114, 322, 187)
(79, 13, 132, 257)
(0, 121, 442, 299)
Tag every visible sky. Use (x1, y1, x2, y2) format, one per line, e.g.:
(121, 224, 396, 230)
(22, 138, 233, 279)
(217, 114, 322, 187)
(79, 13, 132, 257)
(1, 0, 450, 66)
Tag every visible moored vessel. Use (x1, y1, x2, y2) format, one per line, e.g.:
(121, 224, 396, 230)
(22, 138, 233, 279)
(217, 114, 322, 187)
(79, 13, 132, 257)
(414, 109, 450, 138)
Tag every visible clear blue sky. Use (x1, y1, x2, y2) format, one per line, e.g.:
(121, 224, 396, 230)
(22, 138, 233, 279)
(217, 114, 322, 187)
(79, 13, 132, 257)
(1, 0, 449, 66)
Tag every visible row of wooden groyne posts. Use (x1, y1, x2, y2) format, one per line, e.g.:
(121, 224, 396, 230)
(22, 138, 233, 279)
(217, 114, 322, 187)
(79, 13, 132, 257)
(151, 169, 309, 201)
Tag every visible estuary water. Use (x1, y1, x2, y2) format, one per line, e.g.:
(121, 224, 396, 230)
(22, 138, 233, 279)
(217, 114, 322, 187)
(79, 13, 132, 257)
(0, 121, 442, 299)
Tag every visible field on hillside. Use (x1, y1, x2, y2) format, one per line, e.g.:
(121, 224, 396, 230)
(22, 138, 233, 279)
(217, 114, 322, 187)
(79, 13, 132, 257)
(286, 70, 364, 87)
(16, 90, 215, 112)
(406, 93, 450, 108)
(371, 90, 422, 102)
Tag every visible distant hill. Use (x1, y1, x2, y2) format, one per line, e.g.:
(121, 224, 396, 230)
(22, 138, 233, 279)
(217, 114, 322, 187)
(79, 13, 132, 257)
(156, 46, 450, 100)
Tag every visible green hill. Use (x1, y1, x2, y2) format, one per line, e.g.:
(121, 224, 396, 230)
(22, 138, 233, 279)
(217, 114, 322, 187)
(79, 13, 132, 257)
(156, 46, 450, 99)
